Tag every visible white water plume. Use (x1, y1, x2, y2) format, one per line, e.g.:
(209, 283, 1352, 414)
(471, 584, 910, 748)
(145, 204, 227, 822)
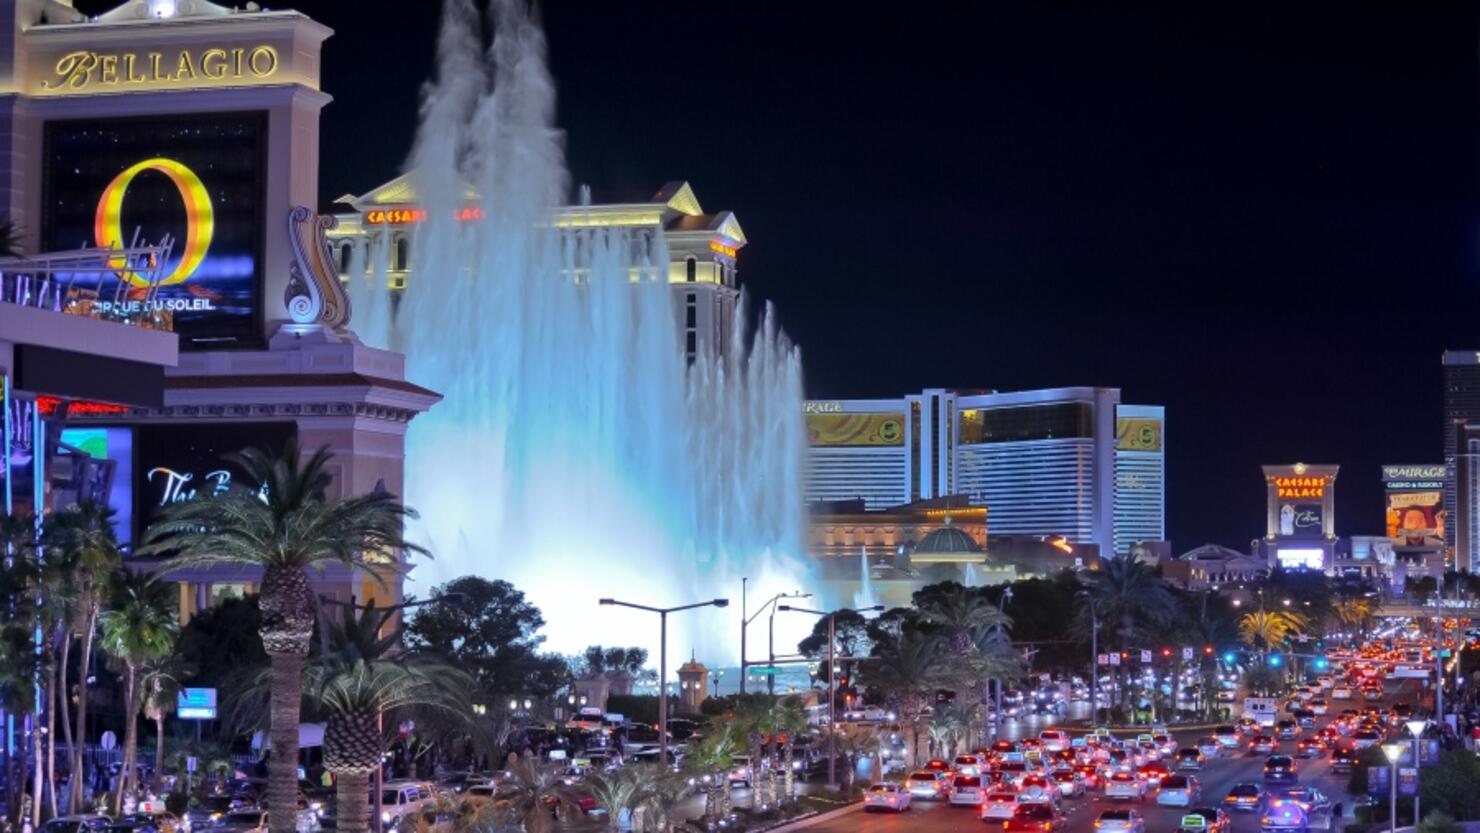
(348, 0, 810, 665)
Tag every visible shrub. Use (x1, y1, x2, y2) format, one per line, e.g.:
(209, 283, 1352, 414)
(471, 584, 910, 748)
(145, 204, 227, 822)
(1416, 811, 1461, 833)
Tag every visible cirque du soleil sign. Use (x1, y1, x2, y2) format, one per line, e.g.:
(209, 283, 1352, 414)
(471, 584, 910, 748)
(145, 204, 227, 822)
(40, 45, 279, 92)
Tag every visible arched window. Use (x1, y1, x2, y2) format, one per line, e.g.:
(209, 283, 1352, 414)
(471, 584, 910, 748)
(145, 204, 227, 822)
(338, 243, 353, 274)
(685, 257, 696, 282)
(394, 236, 410, 271)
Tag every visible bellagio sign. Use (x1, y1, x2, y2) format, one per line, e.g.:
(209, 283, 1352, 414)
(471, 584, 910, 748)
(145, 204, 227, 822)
(39, 45, 279, 92)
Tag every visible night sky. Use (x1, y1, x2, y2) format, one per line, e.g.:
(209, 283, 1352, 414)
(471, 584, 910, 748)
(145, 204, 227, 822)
(77, 1, 1480, 552)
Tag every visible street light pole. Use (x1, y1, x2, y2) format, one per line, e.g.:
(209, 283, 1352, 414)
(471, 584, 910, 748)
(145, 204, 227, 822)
(739, 590, 811, 695)
(1406, 720, 1427, 827)
(1382, 743, 1405, 833)
(599, 597, 729, 767)
(779, 604, 883, 790)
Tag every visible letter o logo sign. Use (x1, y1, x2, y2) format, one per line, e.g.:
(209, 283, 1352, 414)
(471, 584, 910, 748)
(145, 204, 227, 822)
(93, 157, 214, 287)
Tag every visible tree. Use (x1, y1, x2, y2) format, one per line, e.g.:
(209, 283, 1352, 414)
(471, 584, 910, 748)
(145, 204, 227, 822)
(174, 595, 267, 688)
(407, 577, 569, 701)
(46, 502, 123, 811)
(0, 529, 40, 828)
(916, 582, 1016, 745)
(308, 602, 472, 833)
(493, 758, 582, 833)
(682, 724, 737, 820)
(1242, 665, 1284, 697)
(870, 630, 948, 765)
(0, 215, 23, 258)
(1238, 610, 1306, 654)
(1418, 748, 1480, 821)
(141, 658, 189, 791)
(584, 766, 656, 833)
(98, 570, 178, 811)
(1082, 556, 1177, 710)
(141, 443, 423, 833)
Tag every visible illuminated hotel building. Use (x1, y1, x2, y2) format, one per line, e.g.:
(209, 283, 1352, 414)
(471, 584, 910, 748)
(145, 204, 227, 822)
(1442, 350, 1480, 571)
(803, 387, 1165, 557)
(326, 178, 746, 363)
(0, 0, 434, 620)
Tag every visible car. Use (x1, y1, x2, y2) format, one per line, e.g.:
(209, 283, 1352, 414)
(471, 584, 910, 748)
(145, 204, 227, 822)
(1249, 735, 1275, 755)
(863, 781, 911, 812)
(1105, 771, 1148, 801)
(981, 791, 1021, 822)
(1269, 787, 1335, 816)
(1275, 721, 1298, 740)
(1308, 699, 1328, 716)
(1136, 762, 1169, 786)
(1040, 730, 1071, 752)
(906, 769, 948, 798)
(955, 754, 985, 775)
(1153, 734, 1178, 755)
(1296, 738, 1324, 759)
(924, 758, 953, 772)
(1197, 737, 1221, 758)
(208, 811, 267, 833)
(949, 775, 985, 807)
(380, 781, 435, 828)
(41, 817, 112, 833)
(1363, 689, 1382, 702)
(1074, 764, 1103, 790)
(1329, 747, 1355, 772)
(1005, 802, 1065, 832)
(1214, 726, 1241, 749)
(727, 756, 753, 786)
(1051, 770, 1086, 798)
(1263, 755, 1297, 784)
(1351, 730, 1380, 750)
(1178, 808, 1232, 833)
(1094, 809, 1146, 833)
(1331, 687, 1353, 700)
(1159, 775, 1201, 807)
(1224, 783, 1265, 812)
(1260, 801, 1309, 833)
(1176, 748, 1205, 771)
(1018, 774, 1057, 804)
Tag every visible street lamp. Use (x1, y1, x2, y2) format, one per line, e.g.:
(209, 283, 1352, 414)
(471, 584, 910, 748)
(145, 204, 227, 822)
(712, 668, 726, 698)
(738, 581, 811, 694)
(1405, 719, 1427, 826)
(1077, 590, 1100, 730)
(1381, 743, 1406, 833)
(599, 596, 728, 766)
(779, 603, 884, 790)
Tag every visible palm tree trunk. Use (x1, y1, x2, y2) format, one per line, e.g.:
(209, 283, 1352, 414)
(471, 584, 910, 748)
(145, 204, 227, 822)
(58, 630, 73, 812)
(154, 713, 166, 790)
(48, 644, 60, 817)
(335, 770, 370, 833)
(33, 708, 46, 827)
(268, 652, 305, 833)
(71, 604, 96, 810)
(114, 664, 138, 813)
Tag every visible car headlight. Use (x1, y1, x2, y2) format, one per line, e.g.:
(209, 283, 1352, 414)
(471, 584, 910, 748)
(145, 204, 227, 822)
(381, 812, 391, 824)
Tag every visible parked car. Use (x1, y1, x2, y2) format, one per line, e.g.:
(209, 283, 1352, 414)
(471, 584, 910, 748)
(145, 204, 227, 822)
(863, 782, 911, 813)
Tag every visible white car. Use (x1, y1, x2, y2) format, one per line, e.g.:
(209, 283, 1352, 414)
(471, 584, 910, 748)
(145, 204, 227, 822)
(950, 775, 986, 806)
(1157, 775, 1200, 807)
(954, 754, 985, 776)
(980, 791, 1020, 821)
(728, 756, 753, 786)
(1051, 770, 1086, 798)
(1309, 699, 1328, 715)
(906, 770, 948, 799)
(1105, 772, 1148, 801)
(1332, 688, 1353, 701)
(863, 783, 911, 813)
(1040, 730, 1070, 752)
(380, 781, 435, 828)
(1096, 809, 1146, 833)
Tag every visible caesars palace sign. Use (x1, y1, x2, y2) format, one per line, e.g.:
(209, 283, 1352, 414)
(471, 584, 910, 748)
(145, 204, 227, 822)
(36, 44, 280, 93)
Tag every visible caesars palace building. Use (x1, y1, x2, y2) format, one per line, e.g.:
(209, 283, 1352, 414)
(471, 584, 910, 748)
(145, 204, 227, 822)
(0, 0, 752, 622)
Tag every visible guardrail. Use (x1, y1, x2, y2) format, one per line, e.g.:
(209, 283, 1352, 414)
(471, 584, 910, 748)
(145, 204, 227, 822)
(0, 240, 175, 331)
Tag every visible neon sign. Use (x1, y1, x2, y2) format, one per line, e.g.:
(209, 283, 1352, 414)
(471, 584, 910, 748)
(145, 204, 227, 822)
(365, 207, 484, 225)
(1273, 476, 1327, 500)
(94, 158, 214, 287)
(710, 240, 738, 258)
(148, 467, 232, 506)
(40, 46, 279, 92)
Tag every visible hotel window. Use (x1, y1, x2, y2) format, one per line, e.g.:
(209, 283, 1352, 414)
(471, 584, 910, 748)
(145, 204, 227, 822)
(394, 236, 410, 271)
(686, 331, 697, 354)
(686, 257, 697, 282)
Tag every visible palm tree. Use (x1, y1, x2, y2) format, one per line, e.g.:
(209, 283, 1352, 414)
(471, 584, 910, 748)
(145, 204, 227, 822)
(0, 215, 24, 259)
(585, 766, 657, 833)
(493, 758, 582, 833)
(1238, 609, 1306, 655)
(47, 502, 124, 810)
(871, 630, 948, 766)
(833, 724, 881, 790)
(140, 443, 425, 833)
(307, 604, 470, 833)
(98, 570, 178, 812)
(772, 696, 807, 802)
(1083, 555, 1178, 711)
(731, 695, 774, 808)
(1332, 597, 1377, 641)
(681, 724, 737, 821)
(0, 529, 40, 828)
(635, 769, 691, 833)
(141, 659, 188, 791)
(917, 583, 1015, 742)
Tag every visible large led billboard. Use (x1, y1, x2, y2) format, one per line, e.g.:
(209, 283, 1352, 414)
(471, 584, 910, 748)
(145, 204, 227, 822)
(41, 112, 267, 348)
(808, 413, 905, 446)
(58, 427, 135, 548)
(1382, 464, 1446, 545)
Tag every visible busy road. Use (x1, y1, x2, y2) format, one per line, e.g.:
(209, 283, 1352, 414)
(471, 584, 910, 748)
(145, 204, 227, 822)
(808, 681, 1423, 833)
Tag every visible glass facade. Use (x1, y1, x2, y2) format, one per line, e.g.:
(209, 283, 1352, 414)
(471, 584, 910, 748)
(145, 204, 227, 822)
(959, 403, 1094, 445)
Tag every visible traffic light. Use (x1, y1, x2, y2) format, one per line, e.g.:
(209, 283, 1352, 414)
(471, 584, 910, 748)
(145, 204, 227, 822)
(1223, 652, 1236, 664)
(1203, 645, 1214, 655)
(1269, 654, 1282, 667)
(1314, 657, 1328, 671)
(1161, 648, 1172, 658)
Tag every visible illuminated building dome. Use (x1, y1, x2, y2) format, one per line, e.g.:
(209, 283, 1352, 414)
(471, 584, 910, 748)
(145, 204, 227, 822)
(910, 524, 984, 563)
